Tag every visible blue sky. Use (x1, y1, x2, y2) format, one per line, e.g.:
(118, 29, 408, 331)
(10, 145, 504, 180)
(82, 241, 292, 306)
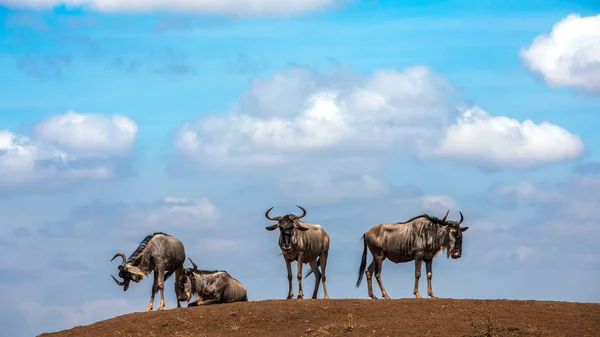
(1, 0, 600, 335)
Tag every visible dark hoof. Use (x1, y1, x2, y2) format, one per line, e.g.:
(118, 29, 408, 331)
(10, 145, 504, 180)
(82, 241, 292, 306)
(297, 295, 304, 299)
(287, 295, 293, 300)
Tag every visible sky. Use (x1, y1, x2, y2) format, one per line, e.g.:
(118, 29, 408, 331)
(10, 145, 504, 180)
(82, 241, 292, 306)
(0, 0, 599, 335)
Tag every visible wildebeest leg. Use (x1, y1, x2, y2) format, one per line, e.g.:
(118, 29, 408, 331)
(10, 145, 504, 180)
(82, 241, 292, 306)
(366, 259, 377, 299)
(413, 258, 423, 298)
(424, 259, 436, 298)
(146, 272, 159, 312)
(374, 255, 390, 299)
(156, 266, 166, 310)
(285, 258, 294, 299)
(195, 298, 218, 306)
(309, 260, 321, 299)
(296, 255, 304, 299)
(319, 251, 329, 300)
(174, 267, 182, 308)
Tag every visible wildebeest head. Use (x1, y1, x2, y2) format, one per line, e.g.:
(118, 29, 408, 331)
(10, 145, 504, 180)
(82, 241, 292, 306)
(440, 211, 468, 259)
(110, 252, 144, 291)
(176, 257, 198, 302)
(265, 205, 309, 252)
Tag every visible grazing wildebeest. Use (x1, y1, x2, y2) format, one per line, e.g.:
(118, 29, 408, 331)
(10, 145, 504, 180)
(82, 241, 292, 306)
(111, 232, 186, 311)
(176, 257, 248, 306)
(265, 205, 330, 300)
(356, 210, 468, 299)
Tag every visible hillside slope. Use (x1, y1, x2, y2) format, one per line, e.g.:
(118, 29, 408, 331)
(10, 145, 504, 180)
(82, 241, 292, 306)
(39, 298, 600, 336)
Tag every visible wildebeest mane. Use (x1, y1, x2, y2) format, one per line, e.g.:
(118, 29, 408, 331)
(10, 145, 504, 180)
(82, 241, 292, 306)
(395, 213, 445, 225)
(187, 269, 228, 275)
(128, 232, 169, 262)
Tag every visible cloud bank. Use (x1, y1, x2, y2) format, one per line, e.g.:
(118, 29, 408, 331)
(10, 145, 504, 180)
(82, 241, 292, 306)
(174, 65, 584, 178)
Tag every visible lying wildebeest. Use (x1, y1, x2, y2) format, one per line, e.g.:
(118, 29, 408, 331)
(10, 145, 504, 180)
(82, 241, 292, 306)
(176, 257, 248, 306)
(356, 210, 468, 299)
(265, 205, 330, 300)
(111, 232, 186, 311)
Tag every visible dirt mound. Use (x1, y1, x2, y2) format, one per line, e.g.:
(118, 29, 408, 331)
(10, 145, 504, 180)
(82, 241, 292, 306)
(39, 298, 600, 336)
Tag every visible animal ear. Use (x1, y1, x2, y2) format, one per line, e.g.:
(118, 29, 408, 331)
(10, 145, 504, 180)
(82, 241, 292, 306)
(460, 226, 469, 232)
(295, 223, 310, 231)
(265, 224, 279, 231)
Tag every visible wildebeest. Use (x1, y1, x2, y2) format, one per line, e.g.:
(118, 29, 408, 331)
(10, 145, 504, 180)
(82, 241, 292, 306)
(176, 257, 248, 306)
(265, 205, 330, 300)
(111, 232, 186, 311)
(356, 210, 468, 299)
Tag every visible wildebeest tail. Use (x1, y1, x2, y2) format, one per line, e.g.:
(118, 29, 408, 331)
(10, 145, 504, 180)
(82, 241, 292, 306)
(355, 233, 368, 288)
(304, 256, 321, 278)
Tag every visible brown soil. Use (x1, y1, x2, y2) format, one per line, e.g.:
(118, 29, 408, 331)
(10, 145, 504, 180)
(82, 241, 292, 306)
(39, 299, 600, 337)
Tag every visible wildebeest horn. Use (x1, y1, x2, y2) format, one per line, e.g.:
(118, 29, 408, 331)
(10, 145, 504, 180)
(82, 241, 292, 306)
(111, 275, 125, 286)
(265, 207, 283, 221)
(441, 210, 449, 222)
(188, 257, 198, 271)
(292, 205, 307, 220)
(111, 252, 126, 266)
(458, 211, 464, 225)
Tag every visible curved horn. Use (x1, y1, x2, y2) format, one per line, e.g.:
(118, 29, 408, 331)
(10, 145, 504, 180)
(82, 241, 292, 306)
(111, 252, 126, 266)
(441, 210, 449, 222)
(111, 275, 125, 286)
(292, 205, 307, 220)
(458, 211, 464, 225)
(265, 207, 282, 221)
(188, 257, 198, 271)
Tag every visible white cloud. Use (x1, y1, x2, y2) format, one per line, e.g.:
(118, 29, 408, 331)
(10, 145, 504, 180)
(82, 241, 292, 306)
(0, 111, 137, 191)
(34, 110, 138, 158)
(494, 180, 560, 202)
(417, 195, 458, 211)
(393, 194, 458, 215)
(425, 106, 584, 168)
(0, 0, 340, 16)
(175, 65, 583, 178)
(174, 66, 452, 171)
(480, 246, 539, 264)
(144, 197, 220, 229)
(520, 13, 600, 93)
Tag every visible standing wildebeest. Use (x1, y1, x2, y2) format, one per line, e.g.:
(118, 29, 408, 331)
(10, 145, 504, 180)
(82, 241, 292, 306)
(356, 210, 468, 299)
(265, 205, 330, 300)
(111, 232, 186, 311)
(176, 257, 248, 306)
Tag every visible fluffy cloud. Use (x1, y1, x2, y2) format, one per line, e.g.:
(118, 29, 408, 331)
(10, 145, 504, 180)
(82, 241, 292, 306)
(174, 65, 583, 178)
(426, 106, 584, 168)
(520, 13, 600, 93)
(33, 111, 137, 157)
(0, 111, 137, 192)
(0, 0, 340, 16)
